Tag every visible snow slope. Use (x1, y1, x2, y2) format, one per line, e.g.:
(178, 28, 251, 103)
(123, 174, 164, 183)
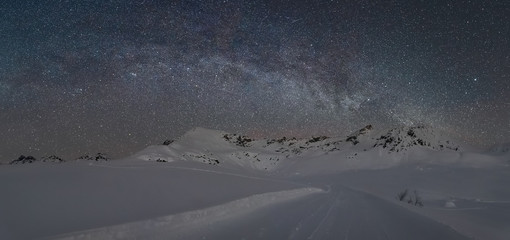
(133, 127, 289, 171)
(323, 165, 510, 240)
(49, 188, 324, 240)
(1, 126, 509, 240)
(0, 161, 308, 240)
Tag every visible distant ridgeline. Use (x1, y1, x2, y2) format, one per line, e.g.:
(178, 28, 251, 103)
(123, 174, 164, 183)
(221, 124, 459, 154)
(124, 125, 470, 172)
(7, 153, 110, 165)
(3, 125, 465, 167)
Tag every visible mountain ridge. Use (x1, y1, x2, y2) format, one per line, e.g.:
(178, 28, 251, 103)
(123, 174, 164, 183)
(128, 124, 487, 174)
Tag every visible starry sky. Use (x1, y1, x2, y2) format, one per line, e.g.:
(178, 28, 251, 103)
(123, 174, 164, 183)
(0, 0, 509, 161)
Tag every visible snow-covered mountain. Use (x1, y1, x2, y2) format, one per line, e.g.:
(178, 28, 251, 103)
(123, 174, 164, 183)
(4, 125, 501, 175)
(131, 125, 483, 174)
(371, 125, 460, 152)
(133, 127, 287, 171)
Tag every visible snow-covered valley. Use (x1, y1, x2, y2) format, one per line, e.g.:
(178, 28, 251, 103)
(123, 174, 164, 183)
(1, 126, 509, 240)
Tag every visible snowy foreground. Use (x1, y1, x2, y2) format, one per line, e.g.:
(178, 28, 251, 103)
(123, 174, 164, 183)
(1, 127, 510, 240)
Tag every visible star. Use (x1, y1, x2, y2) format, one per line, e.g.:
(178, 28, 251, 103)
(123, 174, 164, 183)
(0, 0, 508, 161)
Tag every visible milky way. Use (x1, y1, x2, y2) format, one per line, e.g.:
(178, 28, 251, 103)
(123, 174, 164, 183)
(0, 0, 509, 160)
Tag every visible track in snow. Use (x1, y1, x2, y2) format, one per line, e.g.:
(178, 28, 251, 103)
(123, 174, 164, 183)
(51, 183, 470, 240)
(168, 184, 470, 240)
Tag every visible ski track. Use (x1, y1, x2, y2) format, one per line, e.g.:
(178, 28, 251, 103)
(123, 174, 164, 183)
(287, 192, 330, 239)
(308, 196, 340, 239)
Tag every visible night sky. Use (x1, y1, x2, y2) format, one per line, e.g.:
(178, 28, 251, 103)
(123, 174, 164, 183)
(1, 0, 509, 161)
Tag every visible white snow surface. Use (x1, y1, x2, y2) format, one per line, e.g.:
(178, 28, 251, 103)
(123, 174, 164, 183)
(1, 126, 509, 240)
(49, 188, 324, 240)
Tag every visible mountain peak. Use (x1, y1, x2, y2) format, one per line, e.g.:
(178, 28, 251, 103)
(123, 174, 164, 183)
(346, 125, 373, 145)
(372, 125, 460, 152)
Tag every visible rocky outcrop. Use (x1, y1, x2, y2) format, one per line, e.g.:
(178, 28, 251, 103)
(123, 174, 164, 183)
(10, 155, 37, 164)
(41, 155, 65, 163)
(76, 153, 110, 161)
(223, 134, 253, 147)
(346, 125, 373, 145)
(373, 126, 459, 152)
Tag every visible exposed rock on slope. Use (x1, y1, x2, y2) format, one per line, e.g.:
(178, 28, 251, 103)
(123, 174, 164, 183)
(10, 155, 38, 164)
(346, 124, 373, 145)
(76, 153, 110, 161)
(41, 155, 65, 163)
(373, 126, 459, 152)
